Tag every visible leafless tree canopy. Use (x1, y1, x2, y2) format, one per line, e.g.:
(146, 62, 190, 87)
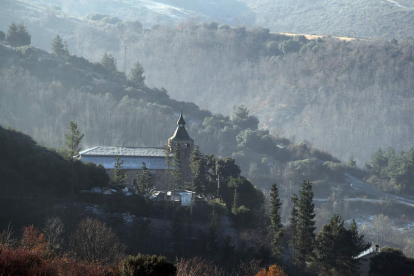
(70, 217, 125, 263)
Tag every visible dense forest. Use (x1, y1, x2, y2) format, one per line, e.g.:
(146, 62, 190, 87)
(4, 124, 412, 276)
(2, 1, 414, 274)
(2, 2, 414, 164)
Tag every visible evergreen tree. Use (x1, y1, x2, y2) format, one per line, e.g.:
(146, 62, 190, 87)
(289, 194, 300, 271)
(101, 52, 117, 72)
(111, 156, 128, 188)
(231, 105, 259, 130)
(17, 23, 31, 46)
(172, 144, 183, 189)
(135, 162, 154, 201)
(348, 220, 371, 274)
(270, 183, 283, 258)
(51, 35, 69, 57)
(130, 61, 146, 84)
(190, 145, 207, 194)
(386, 147, 400, 181)
(207, 207, 220, 255)
(400, 148, 414, 192)
(347, 155, 357, 168)
(63, 41, 69, 56)
(6, 22, 19, 46)
(0, 31, 5, 41)
(311, 215, 371, 275)
(64, 121, 84, 160)
(370, 147, 388, 177)
(297, 180, 316, 271)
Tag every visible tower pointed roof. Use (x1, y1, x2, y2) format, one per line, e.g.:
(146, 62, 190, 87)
(177, 110, 186, 126)
(169, 111, 193, 142)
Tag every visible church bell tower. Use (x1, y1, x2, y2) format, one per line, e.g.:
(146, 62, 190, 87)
(168, 111, 194, 185)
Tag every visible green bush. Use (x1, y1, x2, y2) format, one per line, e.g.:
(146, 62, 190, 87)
(119, 254, 176, 276)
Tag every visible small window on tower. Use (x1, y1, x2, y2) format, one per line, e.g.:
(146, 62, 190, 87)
(185, 143, 190, 149)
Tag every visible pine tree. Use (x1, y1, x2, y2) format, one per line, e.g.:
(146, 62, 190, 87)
(111, 156, 128, 188)
(347, 155, 357, 168)
(135, 162, 154, 201)
(101, 52, 117, 72)
(348, 220, 371, 274)
(311, 215, 371, 275)
(63, 41, 69, 56)
(64, 121, 84, 160)
(17, 23, 31, 46)
(371, 147, 387, 176)
(207, 207, 220, 255)
(297, 180, 316, 271)
(311, 214, 344, 275)
(289, 194, 300, 271)
(190, 145, 207, 194)
(51, 35, 69, 57)
(6, 22, 19, 46)
(130, 61, 145, 84)
(270, 183, 283, 258)
(0, 31, 5, 41)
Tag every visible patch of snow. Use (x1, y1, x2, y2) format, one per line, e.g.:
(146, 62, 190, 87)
(385, 0, 407, 9)
(91, 187, 102, 193)
(85, 204, 104, 216)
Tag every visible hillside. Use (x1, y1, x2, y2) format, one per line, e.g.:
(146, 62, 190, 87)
(2, 26, 414, 260)
(242, 0, 414, 39)
(3, 2, 414, 165)
(12, 0, 414, 39)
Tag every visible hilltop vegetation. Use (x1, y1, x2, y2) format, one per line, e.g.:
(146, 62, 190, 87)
(4, 1, 414, 165)
(9, 0, 414, 39)
(241, 0, 414, 39)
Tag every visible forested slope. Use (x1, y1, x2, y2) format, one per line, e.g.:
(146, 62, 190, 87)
(242, 0, 414, 38)
(125, 25, 414, 165)
(3, 0, 414, 165)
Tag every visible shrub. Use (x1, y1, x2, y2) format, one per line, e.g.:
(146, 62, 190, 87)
(176, 257, 224, 276)
(119, 254, 176, 276)
(70, 217, 125, 264)
(0, 245, 55, 276)
(255, 264, 287, 276)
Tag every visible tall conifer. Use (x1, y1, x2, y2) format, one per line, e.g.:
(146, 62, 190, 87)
(64, 121, 84, 160)
(297, 180, 316, 271)
(190, 145, 207, 194)
(101, 52, 117, 72)
(290, 194, 300, 271)
(111, 156, 128, 188)
(270, 183, 283, 258)
(135, 162, 154, 201)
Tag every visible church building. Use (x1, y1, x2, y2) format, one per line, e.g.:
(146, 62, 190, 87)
(78, 112, 194, 190)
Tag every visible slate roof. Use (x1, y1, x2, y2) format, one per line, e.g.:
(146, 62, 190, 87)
(81, 155, 167, 170)
(169, 126, 194, 142)
(177, 111, 186, 125)
(79, 146, 166, 157)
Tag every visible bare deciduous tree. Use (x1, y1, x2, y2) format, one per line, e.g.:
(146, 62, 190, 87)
(42, 217, 64, 253)
(70, 217, 125, 263)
